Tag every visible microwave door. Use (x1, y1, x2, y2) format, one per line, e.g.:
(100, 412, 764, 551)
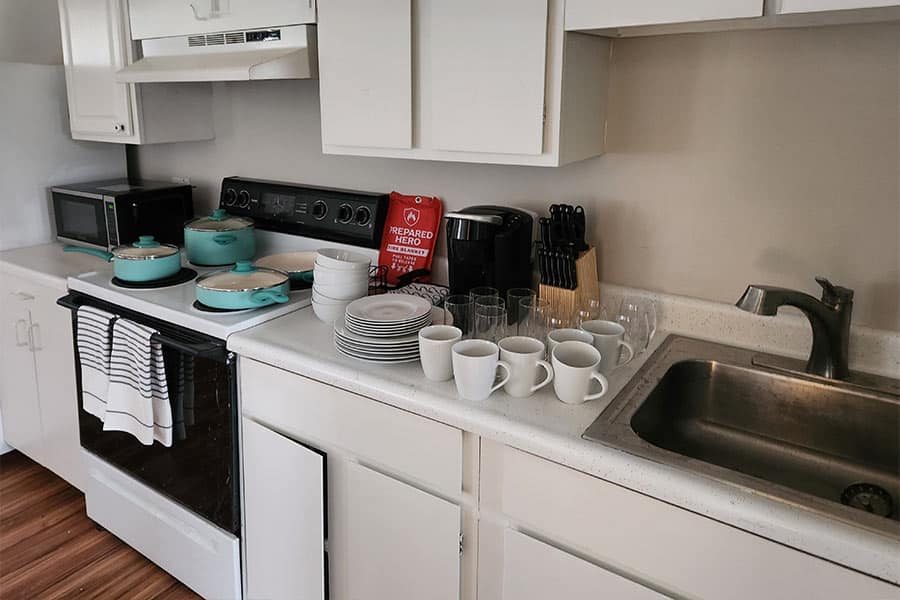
(53, 192, 109, 249)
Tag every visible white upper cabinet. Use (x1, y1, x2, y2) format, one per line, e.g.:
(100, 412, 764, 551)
(59, 0, 135, 138)
(127, 0, 316, 40)
(565, 0, 764, 29)
(774, 0, 900, 13)
(318, 0, 610, 167)
(58, 0, 214, 144)
(426, 0, 548, 155)
(317, 0, 412, 149)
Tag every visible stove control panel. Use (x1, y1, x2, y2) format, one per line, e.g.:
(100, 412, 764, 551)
(218, 177, 389, 248)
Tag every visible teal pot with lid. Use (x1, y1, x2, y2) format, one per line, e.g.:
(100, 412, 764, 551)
(195, 261, 290, 310)
(64, 236, 181, 282)
(184, 209, 256, 266)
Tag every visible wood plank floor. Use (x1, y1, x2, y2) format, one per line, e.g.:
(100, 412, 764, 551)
(0, 451, 201, 599)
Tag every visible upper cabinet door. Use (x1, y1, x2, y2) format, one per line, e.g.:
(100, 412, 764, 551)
(127, 0, 316, 40)
(565, 0, 764, 29)
(242, 417, 326, 600)
(318, 0, 412, 149)
(774, 0, 900, 13)
(58, 0, 134, 138)
(426, 0, 548, 155)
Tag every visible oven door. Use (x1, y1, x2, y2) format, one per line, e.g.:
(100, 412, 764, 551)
(52, 191, 111, 249)
(58, 292, 240, 535)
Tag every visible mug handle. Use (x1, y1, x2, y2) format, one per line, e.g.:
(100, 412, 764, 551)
(584, 371, 610, 401)
(617, 340, 635, 366)
(490, 361, 512, 394)
(530, 360, 554, 393)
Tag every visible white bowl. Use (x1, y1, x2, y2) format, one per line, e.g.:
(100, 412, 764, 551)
(316, 248, 371, 271)
(313, 265, 369, 286)
(312, 288, 347, 304)
(313, 300, 349, 323)
(313, 281, 368, 301)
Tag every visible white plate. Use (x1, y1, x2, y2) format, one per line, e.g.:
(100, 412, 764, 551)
(334, 334, 419, 351)
(335, 346, 420, 364)
(334, 341, 420, 359)
(346, 295, 432, 324)
(345, 307, 449, 330)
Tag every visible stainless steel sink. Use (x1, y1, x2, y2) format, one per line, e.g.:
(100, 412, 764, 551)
(584, 335, 900, 537)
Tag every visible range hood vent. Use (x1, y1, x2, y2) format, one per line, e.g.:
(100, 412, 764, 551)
(117, 25, 317, 83)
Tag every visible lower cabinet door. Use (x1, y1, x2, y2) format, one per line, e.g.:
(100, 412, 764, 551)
(0, 287, 42, 460)
(330, 460, 462, 600)
(242, 417, 326, 600)
(501, 529, 666, 600)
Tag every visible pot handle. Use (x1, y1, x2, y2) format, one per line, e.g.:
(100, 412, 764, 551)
(251, 290, 290, 305)
(63, 246, 114, 262)
(213, 234, 238, 245)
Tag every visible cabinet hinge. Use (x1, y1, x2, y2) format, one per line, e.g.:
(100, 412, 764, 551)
(459, 533, 464, 555)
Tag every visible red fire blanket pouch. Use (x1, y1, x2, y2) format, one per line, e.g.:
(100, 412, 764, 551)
(379, 192, 443, 286)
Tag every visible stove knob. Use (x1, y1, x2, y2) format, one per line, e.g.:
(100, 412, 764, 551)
(354, 206, 372, 226)
(337, 203, 353, 224)
(223, 188, 237, 206)
(311, 200, 328, 220)
(238, 190, 251, 209)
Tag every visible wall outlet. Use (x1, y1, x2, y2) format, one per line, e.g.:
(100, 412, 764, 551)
(171, 176, 191, 185)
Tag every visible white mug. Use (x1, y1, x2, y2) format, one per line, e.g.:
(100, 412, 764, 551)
(498, 336, 554, 398)
(451, 339, 511, 401)
(419, 325, 463, 382)
(551, 341, 609, 405)
(546, 328, 594, 356)
(579, 320, 635, 375)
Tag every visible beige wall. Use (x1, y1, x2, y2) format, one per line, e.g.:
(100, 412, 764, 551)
(130, 22, 900, 331)
(0, 0, 62, 64)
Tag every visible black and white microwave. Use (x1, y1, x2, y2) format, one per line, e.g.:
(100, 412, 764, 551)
(51, 179, 193, 251)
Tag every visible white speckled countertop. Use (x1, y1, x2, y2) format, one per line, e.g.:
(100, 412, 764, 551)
(0, 242, 112, 290)
(230, 284, 900, 585)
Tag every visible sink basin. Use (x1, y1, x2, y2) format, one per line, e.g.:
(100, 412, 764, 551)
(584, 335, 900, 537)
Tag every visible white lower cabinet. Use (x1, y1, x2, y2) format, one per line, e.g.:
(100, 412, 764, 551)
(499, 528, 665, 600)
(328, 460, 462, 600)
(0, 271, 84, 489)
(242, 417, 326, 600)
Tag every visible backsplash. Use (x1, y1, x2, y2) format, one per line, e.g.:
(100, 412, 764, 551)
(129, 22, 899, 332)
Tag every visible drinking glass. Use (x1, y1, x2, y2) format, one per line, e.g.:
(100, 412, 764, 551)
(469, 286, 499, 304)
(507, 288, 536, 329)
(475, 296, 505, 312)
(615, 296, 658, 354)
(444, 294, 474, 338)
(574, 296, 609, 327)
(519, 296, 552, 340)
(474, 305, 508, 342)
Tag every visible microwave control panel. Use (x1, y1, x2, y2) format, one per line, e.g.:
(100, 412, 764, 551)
(218, 177, 389, 248)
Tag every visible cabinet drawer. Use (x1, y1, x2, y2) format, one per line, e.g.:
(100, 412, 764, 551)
(481, 441, 896, 599)
(240, 358, 463, 496)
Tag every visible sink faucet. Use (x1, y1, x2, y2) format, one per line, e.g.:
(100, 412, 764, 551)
(736, 277, 854, 379)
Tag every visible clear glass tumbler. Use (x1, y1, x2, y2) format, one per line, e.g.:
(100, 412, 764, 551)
(519, 296, 552, 340)
(474, 304, 508, 343)
(507, 287, 536, 329)
(444, 294, 474, 338)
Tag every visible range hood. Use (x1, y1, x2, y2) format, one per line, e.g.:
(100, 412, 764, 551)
(117, 24, 317, 83)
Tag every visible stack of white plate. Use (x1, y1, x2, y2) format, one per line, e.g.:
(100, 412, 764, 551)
(311, 248, 371, 322)
(335, 296, 448, 363)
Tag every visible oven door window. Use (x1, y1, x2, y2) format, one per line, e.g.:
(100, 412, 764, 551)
(53, 193, 108, 248)
(79, 351, 239, 534)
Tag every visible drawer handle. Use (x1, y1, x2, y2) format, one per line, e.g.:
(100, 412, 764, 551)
(30, 323, 41, 351)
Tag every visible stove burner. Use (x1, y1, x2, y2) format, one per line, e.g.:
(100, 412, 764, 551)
(111, 268, 198, 289)
(192, 300, 252, 314)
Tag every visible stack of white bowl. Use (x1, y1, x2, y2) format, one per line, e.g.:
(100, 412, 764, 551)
(311, 248, 371, 322)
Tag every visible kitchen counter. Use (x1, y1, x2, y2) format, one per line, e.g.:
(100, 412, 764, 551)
(0, 243, 112, 290)
(230, 286, 900, 585)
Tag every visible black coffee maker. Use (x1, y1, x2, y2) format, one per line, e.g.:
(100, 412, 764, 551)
(445, 206, 533, 296)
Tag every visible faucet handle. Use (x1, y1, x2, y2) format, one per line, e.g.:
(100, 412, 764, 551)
(815, 276, 854, 306)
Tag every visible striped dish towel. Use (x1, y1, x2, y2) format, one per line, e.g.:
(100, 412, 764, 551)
(105, 318, 174, 447)
(76, 306, 115, 419)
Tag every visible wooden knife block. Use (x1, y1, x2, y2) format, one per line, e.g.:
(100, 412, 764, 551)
(538, 246, 600, 324)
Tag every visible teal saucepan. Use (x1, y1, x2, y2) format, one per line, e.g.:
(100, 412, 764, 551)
(64, 236, 181, 282)
(195, 261, 290, 310)
(254, 251, 316, 281)
(184, 209, 256, 267)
